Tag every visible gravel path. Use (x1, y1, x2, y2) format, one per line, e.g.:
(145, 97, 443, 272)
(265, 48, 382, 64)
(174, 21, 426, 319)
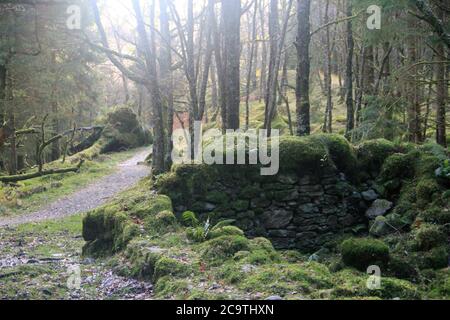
(0, 149, 151, 227)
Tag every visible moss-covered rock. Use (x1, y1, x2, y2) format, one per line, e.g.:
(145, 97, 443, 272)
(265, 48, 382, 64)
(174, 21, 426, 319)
(341, 238, 390, 271)
(357, 139, 398, 178)
(145, 210, 178, 234)
(201, 235, 250, 264)
(153, 257, 194, 282)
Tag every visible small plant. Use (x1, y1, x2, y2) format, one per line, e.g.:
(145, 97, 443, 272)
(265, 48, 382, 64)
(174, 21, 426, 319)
(184, 211, 236, 242)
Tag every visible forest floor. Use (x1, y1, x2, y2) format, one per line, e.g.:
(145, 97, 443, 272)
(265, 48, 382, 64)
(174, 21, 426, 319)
(0, 148, 151, 226)
(0, 148, 154, 299)
(0, 214, 154, 299)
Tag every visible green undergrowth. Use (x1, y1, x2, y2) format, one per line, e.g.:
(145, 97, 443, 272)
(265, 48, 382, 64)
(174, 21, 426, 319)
(79, 135, 449, 300)
(0, 148, 142, 217)
(82, 176, 449, 300)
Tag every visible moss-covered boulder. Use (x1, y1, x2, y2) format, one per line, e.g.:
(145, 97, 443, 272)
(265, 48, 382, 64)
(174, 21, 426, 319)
(357, 139, 398, 178)
(341, 238, 390, 271)
(82, 181, 175, 257)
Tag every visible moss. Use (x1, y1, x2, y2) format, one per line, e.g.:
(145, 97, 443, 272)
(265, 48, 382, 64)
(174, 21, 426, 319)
(186, 226, 207, 243)
(154, 276, 192, 299)
(412, 224, 447, 251)
(421, 246, 449, 269)
(208, 226, 245, 239)
(309, 134, 358, 179)
(341, 238, 390, 271)
(420, 206, 450, 225)
(278, 136, 330, 173)
(145, 210, 178, 234)
(426, 270, 450, 299)
(133, 195, 173, 219)
(416, 179, 441, 208)
(357, 139, 397, 177)
(153, 257, 194, 282)
(82, 205, 139, 256)
(380, 153, 414, 182)
(205, 190, 228, 204)
(201, 235, 250, 264)
(332, 269, 420, 300)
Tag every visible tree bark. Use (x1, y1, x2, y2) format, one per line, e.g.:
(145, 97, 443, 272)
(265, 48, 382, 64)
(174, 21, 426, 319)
(296, 0, 312, 136)
(245, 0, 258, 130)
(344, 0, 354, 138)
(222, 0, 241, 130)
(160, 0, 174, 170)
(435, 0, 447, 147)
(132, 0, 166, 174)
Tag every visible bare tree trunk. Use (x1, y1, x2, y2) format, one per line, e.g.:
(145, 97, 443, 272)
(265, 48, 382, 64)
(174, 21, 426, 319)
(344, 0, 354, 138)
(435, 0, 447, 147)
(211, 1, 227, 130)
(210, 59, 218, 113)
(6, 74, 17, 175)
(133, 0, 166, 173)
(160, 0, 174, 170)
(199, 0, 214, 122)
(264, 0, 279, 128)
(265, 0, 294, 136)
(0, 64, 5, 126)
(245, 0, 258, 130)
(323, 0, 333, 133)
(296, 0, 311, 136)
(51, 51, 60, 161)
(222, 0, 241, 130)
(259, 0, 267, 103)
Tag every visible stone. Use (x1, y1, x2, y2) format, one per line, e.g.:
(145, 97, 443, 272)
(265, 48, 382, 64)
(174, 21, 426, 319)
(298, 203, 318, 215)
(268, 229, 296, 238)
(369, 216, 394, 237)
(250, 198, 271, 209)
(362, 189, 378, 202)
(266, 295, 283, 301)
(204, 203, 216, 212)
(365, 199, 393, 219)
(232, 200, 249, 212)
(277, 174, 298, 185)
(262, 209, 293, 229)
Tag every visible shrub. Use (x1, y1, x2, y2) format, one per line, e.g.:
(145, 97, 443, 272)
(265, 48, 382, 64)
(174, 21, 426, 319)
(181, 211, 199, 227)
(341, 238, 390, 271)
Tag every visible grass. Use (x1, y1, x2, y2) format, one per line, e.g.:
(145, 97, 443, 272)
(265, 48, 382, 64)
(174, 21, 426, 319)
(0, 148, 147, 217)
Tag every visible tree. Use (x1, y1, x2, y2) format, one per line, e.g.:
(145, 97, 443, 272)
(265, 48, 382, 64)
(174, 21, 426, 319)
(222, 0, 241, 130)
(345, 0, 355, 138)
(296, 0, 312, 136)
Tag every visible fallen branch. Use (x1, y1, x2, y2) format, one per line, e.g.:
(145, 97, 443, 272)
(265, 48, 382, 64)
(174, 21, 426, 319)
(0, 160, 84, 183)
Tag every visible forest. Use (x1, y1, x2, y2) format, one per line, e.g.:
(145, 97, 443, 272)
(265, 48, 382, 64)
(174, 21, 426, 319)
(0, 0, 449, 301)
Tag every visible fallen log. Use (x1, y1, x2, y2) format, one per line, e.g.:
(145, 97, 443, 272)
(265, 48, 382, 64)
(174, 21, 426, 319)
(0, 160, 84, 183)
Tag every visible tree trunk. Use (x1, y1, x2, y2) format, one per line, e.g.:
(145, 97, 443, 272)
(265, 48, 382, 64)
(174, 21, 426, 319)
(160, 0, 174, 170)
(264, 0, 279, 130)
(0, 64, 5, 126)
(435, 0, 447, 147)
(296, 0, 311, 136)
(245, 0, 258, 130)
(259, 0, 267, 103)
(344, 0, 354, 138)
(323, 0, 333, 133)
(133, 0, 165, 174)
(222, 0, 241, 130)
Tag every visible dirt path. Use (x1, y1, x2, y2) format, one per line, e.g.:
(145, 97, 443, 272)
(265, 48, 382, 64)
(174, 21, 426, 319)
(0, 149, 151, 227)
